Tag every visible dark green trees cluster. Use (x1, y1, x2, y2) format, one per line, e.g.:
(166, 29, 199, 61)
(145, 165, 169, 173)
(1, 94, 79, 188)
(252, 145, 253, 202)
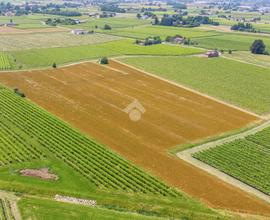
(157, 15, 219, 28)
(250, 40, 267, 55)
(231, 23, 256, 32)
(135, 36, 162, 46)
(100, 57, 109, 64)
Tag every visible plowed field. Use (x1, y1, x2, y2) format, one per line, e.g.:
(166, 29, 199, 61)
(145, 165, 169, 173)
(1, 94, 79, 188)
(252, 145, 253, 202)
(0, 60, 269, 215)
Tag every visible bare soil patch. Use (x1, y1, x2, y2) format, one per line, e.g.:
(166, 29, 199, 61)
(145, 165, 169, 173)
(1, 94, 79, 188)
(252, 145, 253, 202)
(0, 61, 269, 215)
(20, 168, 58, 180)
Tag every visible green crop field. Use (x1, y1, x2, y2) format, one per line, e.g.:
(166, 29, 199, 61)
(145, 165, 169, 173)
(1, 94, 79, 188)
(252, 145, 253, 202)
(194, 33, 270, 51)
(121, 56, 270, 114)
(101, 25, 219, 40)
(0, 53, 13, 70)
(0, 120, 45, 166)
(193, 126, 270, 195)
(0, 32, 121, 51)
(11, 39, 204, 68)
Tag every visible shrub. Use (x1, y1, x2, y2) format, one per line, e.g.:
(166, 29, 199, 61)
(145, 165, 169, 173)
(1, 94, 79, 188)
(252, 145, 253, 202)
(104, 24, 112, 30)
(250, 39, 266, 54)
(52, 62, 57, 68)
(14, 88, 25, 98)
(100, 57, 109, 64)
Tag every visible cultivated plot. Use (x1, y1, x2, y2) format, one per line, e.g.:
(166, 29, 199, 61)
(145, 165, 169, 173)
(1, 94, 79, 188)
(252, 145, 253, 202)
(0, 61, 269, 215)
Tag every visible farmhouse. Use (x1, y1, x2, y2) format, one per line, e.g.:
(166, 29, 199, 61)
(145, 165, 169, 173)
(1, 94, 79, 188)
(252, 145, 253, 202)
(0, 21, 17, 27)
(169, 36, 185, 44)
(71, 29, 89, 35)
(206, 50, 220, 58)
(5, 22, 17, 27)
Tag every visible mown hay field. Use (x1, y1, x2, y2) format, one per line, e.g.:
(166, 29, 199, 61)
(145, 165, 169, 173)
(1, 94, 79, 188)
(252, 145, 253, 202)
(0, 32, 121, 51)
(11, 39, 204, 68)
(0, 61, 268, 216)
(121, 56, 270, 114)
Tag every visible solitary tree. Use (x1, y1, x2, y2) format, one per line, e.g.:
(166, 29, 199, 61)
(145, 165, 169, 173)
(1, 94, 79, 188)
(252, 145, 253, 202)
(100, 57, 109, 64)
(250, 40, 266, 54)
(104, 24, 111, 30)
(52, 62, 57, 68)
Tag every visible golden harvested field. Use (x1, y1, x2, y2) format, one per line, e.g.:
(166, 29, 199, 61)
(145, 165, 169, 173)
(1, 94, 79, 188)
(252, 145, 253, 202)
(0, 60, 269, 215)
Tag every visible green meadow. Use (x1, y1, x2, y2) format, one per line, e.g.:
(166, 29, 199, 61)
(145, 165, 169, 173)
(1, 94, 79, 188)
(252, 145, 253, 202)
(11, 39, 204, 68)
(18, 197, 230, 220)
(194, 33, 270, 51)
(18, 198, 162, 220)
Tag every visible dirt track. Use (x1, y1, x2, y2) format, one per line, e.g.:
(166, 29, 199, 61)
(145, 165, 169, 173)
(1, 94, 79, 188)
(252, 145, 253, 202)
(0, 61, 269, 215)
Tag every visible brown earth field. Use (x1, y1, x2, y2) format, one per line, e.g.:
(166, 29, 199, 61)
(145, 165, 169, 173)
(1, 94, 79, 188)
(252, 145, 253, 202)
(0, 60, 269, 215)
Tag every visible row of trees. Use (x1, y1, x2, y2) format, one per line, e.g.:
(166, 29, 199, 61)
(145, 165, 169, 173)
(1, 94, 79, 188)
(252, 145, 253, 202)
(100, 4, 125, 13)
(231, 22, 256, 32)
(0, 2, 82, 16)
(45, 18, 78, 26)
(157, 15, 219, 28)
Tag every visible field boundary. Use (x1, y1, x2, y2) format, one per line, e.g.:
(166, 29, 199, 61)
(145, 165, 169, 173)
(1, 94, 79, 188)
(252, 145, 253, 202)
(222, 54, 270, 70)
(113, 59, 262, 119)
(177, 120, 270, 204)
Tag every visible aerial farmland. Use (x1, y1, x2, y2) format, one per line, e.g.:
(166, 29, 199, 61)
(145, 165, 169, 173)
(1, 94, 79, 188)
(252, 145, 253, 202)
(0, 0, 270, 219)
